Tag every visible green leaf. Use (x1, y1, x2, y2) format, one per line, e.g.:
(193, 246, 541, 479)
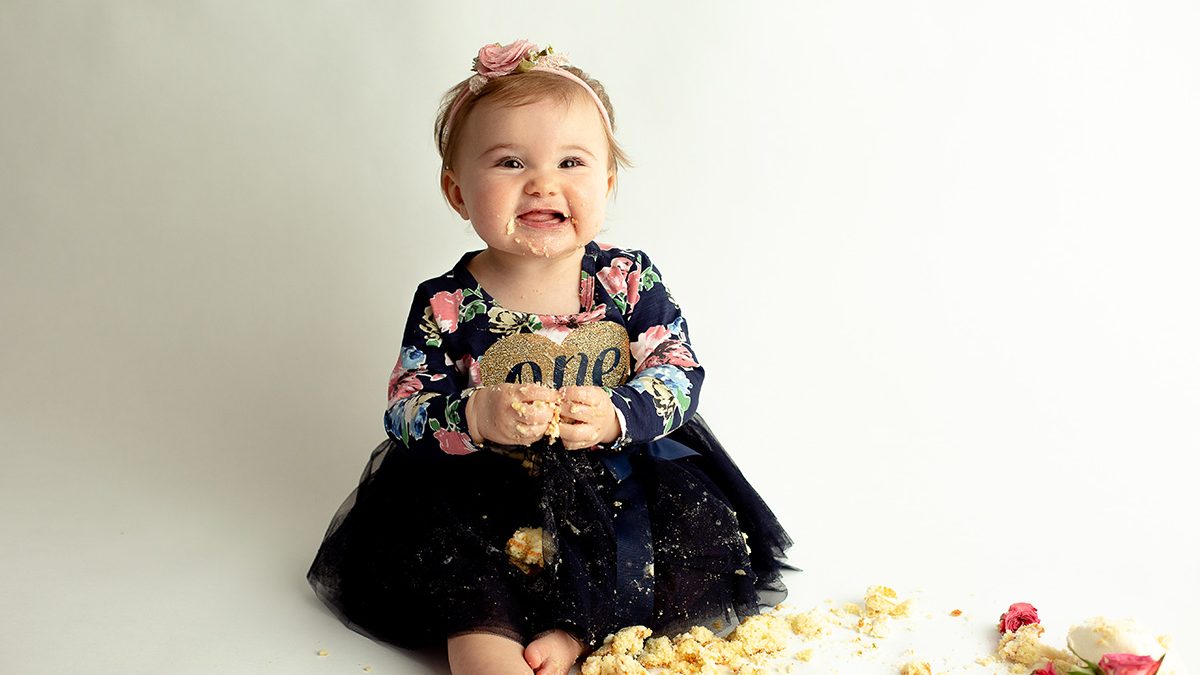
(641, 269, 661, 290)
(429, 418, 441, 432)
(461, 300, 487, 324)
(612, 295, 627, 314)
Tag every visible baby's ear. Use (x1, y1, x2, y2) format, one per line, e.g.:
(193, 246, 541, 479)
(606, 169, 616, 198)
(441, 169, 470, 220)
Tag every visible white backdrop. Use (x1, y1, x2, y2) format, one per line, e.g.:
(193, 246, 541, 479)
(2, 1, 1197, 673)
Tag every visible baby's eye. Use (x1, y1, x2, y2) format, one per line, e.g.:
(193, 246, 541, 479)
(498, 158, 524, 169)
(560, 157, 585, 169)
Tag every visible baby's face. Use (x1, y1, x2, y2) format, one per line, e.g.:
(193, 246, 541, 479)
(443, 93, 615, 262)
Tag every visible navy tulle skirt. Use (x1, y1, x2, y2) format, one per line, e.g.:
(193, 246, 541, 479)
(307, 415, 792, 649)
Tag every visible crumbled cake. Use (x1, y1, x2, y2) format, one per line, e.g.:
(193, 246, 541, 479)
(994, 623, 1080, 674)
(580, 653, 647, 675)
(505, 527, 544, 573)
(785, 610, 826, 639)
(830, 585, 913, 638)
(582, 614, 789, 674)
(997, 624, 1046, 666)
(729, 614, 789, 655)
(546, 401, 562, 443)
(864, 585, 912, 618)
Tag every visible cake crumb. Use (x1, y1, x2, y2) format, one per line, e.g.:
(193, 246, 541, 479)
(316, 649, 328, 657)
(997, 622, 1079, 673)
(950, 609, 963, 617)
(795, 648, 813, 661)
(505, 527, 544, 573)
(784, 609, 826, 639)
(864, 585, 911, 618)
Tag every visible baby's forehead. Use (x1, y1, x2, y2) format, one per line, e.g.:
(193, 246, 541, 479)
(462, 96, 609, 144)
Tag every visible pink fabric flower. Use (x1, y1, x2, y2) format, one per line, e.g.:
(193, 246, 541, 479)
(476, 40, 537, 77)
(632, 325, 699, 370)
(1098, 654, 1163, 675)
(579, 274, 596, 310)
(597, 257, 634, 297)
(387, 369, 423, 406)
(429, 290, 464, 333)
(454, 354, 482, 387)
(1032, 663, 1057, 675)
(625, 267, 641, 312)
(631, 325, 671, 363)
(998, 602, 1041, 633)
(434, 429, 475, 455)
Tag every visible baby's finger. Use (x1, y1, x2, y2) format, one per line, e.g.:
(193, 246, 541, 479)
(521, 399, 557, 424)
(557, 421, 600, 450)
(557, 401, 593, 424)
(516, 383, 560, 402)
(512, 421, 549, 446)
(561, 385, 608, 406)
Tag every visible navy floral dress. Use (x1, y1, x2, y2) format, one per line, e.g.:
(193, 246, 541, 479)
(308, 241, 792, 649)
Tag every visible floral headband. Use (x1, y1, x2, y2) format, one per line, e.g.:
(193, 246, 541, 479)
(444, 40, 614, 142)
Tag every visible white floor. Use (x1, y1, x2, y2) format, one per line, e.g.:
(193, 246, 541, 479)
(3, 413, 1194, 674)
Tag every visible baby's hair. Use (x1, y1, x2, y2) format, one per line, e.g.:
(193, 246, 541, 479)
(434, 66, 631, 176)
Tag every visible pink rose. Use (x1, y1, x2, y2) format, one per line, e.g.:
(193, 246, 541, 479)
(387, 369, 423, 406)
(625, 268, 641, 312)
(1032, 663, 1056, 675)
(475, 40, 537, 77)
(998, 602, 1040, 633)
(454, 354, 482, 387)
(597, 257, 634, 297)
(579, 274, 596, 310)
(643, 341, 700, 370)
(1098, 654, 1163, 675)
(631, 325, 671, 363)
(429, 290, 464, 333)
(434, 429, 476, 455)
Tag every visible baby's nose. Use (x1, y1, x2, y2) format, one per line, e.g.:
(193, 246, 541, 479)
(524, 171, 559, 197)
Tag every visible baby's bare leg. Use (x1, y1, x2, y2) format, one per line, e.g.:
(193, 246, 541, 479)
(447, 633, 533, 675)
(524, 629, 584, 675)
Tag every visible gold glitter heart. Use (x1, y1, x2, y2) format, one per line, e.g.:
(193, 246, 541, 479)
(479, 321, 630, 389)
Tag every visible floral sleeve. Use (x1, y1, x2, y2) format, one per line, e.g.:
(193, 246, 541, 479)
(599, 251, 705, 446)
(383, 288, 482, 456)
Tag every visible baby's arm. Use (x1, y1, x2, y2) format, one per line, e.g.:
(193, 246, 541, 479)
(600, 250, 705, 448)
(383, 288, 485, 455)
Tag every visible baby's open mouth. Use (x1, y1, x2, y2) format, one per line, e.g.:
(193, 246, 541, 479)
(517, 209, 569, 227)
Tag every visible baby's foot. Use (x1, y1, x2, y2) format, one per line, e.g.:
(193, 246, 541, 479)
(523, 629, 584, 675)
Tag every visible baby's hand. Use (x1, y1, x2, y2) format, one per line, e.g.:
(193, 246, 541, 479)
(557, 386, 620, 451)
(466, 383, 560, 447)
